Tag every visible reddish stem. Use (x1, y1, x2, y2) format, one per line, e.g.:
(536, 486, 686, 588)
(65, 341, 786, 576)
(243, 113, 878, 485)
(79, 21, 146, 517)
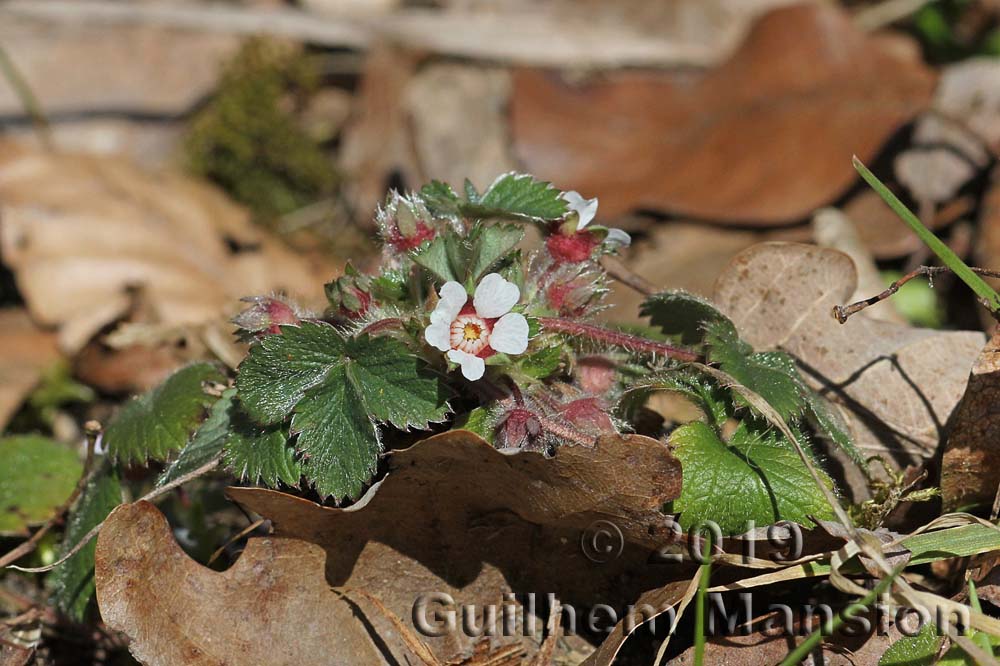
(538, 317, 699, 362)
(358, 317, 404, 337)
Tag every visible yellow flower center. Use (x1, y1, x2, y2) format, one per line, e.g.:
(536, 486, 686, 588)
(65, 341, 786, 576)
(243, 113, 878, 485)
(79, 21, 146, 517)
(463, 323, 482, 341)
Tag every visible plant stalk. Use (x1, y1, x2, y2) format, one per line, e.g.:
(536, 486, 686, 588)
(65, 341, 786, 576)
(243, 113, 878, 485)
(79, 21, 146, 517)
(538, 317, 699, 362)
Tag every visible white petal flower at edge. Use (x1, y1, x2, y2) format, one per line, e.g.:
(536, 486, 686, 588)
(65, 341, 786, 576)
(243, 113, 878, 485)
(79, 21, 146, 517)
(561, 190, 630, 248)
(562, 190, 599, 231)
(424, 273, 529, 381)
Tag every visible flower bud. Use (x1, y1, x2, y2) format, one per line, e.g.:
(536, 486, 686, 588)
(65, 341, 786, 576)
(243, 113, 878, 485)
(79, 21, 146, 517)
(233, 296, 301, 337)
(377, 191, 437, 253)
(324, 265, 372, 319)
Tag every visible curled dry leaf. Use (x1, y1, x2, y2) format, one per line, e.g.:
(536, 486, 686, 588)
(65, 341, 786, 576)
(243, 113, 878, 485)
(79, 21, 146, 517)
(0, 308, 60, 431)
(228, 430, 684, 664)
(713, 243, 984, 488)
(95, 501, 389, 666)
(0, 140, 328, 353)
(510, 4, 934, 225)
(941, 331, 1000, 511)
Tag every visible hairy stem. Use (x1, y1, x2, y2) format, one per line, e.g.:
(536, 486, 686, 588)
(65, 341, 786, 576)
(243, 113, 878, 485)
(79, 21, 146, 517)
(358, 317, 404, 336)
(538, 317, 699, 362)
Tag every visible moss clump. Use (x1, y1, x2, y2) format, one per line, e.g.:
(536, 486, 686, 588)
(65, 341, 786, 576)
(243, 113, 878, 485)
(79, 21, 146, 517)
(184, 39, 337, 220)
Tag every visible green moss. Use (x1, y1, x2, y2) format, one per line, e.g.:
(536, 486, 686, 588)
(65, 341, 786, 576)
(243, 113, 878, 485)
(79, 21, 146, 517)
(184, 39, 337, 220)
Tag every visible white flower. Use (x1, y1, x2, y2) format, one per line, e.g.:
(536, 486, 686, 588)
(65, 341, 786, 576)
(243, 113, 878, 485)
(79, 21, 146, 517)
(424, 273, 529, 381)
(562, 191, 630, 248)
(563, 190, 599, 231)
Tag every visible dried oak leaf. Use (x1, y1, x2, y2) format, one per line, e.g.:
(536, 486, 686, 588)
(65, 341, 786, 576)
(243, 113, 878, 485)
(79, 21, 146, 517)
(95, 501, 388, 666)
(0, 308, 60, 431)
(713, 243, 983, 484)
(228, 430, 684, 664)
(510, 4, 934, 225)
(0, 140, 327, 353)
(941, 331, 1000, 511)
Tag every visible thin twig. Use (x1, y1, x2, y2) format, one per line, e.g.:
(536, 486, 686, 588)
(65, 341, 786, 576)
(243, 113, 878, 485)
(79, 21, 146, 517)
(599, 255, 655, 297)
(853, 0, 932, 31)
(206, 519, 266, 566)
(0, 422, 100, 569)
(8, 455, 222, 574)
(832, 265, 1000, 324)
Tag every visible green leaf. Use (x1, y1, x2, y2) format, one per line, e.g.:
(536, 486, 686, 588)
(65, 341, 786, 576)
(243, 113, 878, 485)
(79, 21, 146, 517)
(517, 344, 564, 380)
(854, 157, 1000, 311)
(806, 391, 864, 466)
(640, 290, 731, 345)
(454, 408, 493, 442)
(411, 233, 461, 284)
(224, 400, 300, 488)
(236, 323, 347, 425)
(633, 371, 729, 428)
(670, 421, 836, 533)
(468, 223, 524, 282)
(879, 624, 943, 666)
(463, 173, 567, 222)
(0, 436, 82, 535)
(237, 323, 451, 498)
(104, 363, 224, 465)
(463, 178, 481, 204)
(418, 180, 461, 218)
(370, 268, 409, 303)
(704, 321, 805, 421)
(154, 389, 233, 488)
(49, 463, 121, 621)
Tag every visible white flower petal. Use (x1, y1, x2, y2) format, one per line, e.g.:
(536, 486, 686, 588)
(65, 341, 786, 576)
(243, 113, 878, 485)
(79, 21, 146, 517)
(604, 228, 632, 248)
(448, 349, 485, 381)
(473, 273, 520, 319)
(424, 321, 451, 352)
(563, 190, 599, 230)
(431, 281, 468, 324)
(490, 313, 529, 355)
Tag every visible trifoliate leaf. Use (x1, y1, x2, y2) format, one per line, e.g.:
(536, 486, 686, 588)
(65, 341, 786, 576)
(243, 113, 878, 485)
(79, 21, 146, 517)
(468, 223, 524, 282)
(462, 173, 567, 222)
(104, 363, 224, 465)
(49, 463, 121, 621)
(704, 320, 805, 421)
(154, 389, 233, 488)
(670, 421, 836, 533)
(0, 436, 82, 535)
(224, 400, 300, 488)
(236, 323, 451, 499)
(640, 290, 732, 345)
(418, 180, 461, 218)
(236, 323, 347, 425)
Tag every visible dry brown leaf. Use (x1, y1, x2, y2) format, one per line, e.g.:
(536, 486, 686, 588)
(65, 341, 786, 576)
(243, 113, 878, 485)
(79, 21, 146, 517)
(228, 430, 685, 664)
(405, 63, 516, 192)
(510, 4, 934, 224)
(713, 243, 984, 487)
(941, 330, 1000, 511)
(95, 501, 392, 666)
(0, 308, 61, 431)
(0, 140, 329, 354)
(0, 19, 238, 117)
